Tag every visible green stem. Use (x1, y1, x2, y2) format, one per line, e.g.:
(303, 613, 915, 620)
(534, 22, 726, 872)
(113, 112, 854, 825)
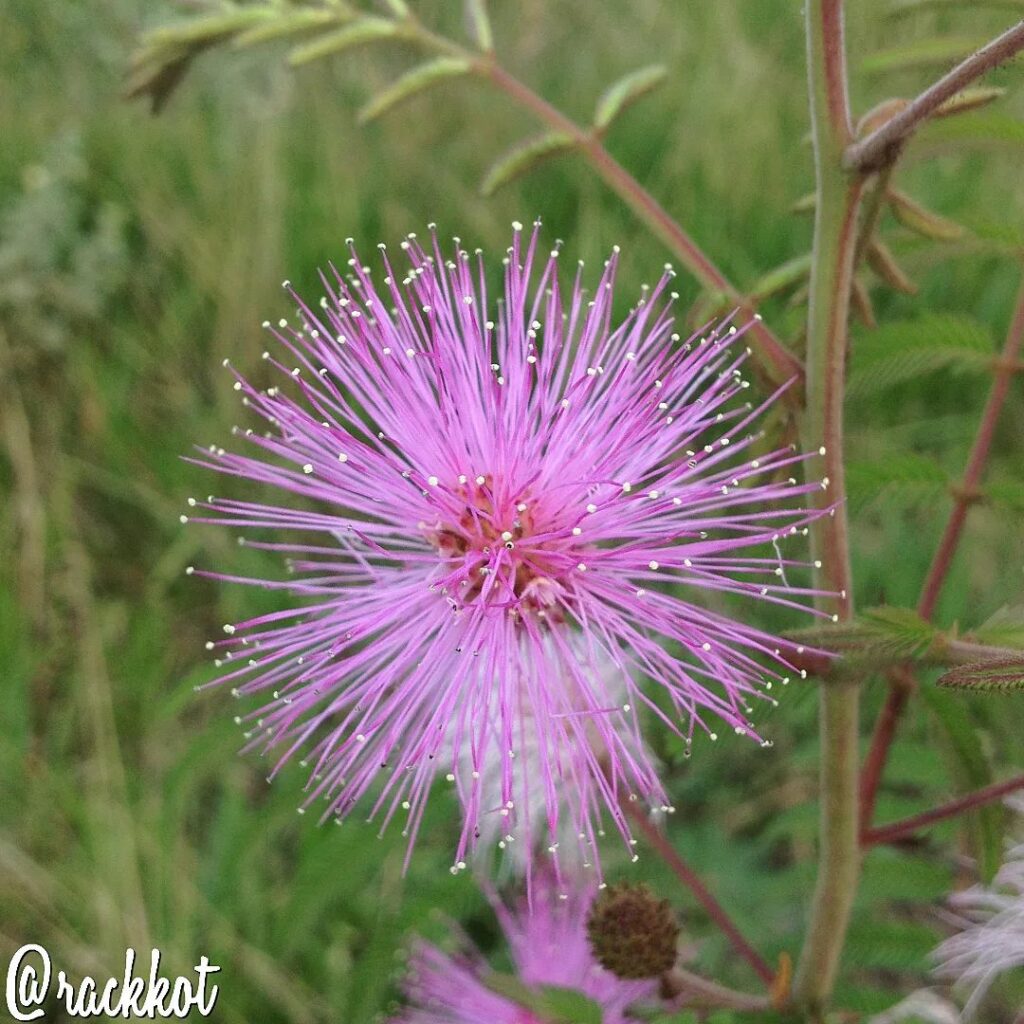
(793, 1, 863, 1015)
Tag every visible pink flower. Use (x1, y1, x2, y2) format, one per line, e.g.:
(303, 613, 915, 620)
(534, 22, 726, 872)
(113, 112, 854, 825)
(392, 875, 654, 1024)
(932, 798, 1024, 1020)
(189, 223, 826, 872)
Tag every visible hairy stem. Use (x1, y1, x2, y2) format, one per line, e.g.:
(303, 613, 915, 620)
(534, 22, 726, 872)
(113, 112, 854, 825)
(845, 20, 1024, 173)
(622, 801, 775, 986)
(864, 771, 1024, 846)
(859, 272, 1024, 830)
(859, 668, 915, 836)
(793, 1, 862, 1015)
(660, 965, 771, 1012)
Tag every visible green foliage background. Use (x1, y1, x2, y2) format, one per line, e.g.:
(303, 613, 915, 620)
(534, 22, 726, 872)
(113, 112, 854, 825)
(1, 1, 1023, 1020)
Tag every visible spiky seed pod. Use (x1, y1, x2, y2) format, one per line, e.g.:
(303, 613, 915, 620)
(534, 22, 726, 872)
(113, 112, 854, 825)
(586, 883, 679, 980)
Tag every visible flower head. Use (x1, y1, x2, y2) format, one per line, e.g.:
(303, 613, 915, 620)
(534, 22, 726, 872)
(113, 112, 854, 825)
(190, 223, 826, 872)
(393, 874, 654, 1024)
(586, 882, 679, 980)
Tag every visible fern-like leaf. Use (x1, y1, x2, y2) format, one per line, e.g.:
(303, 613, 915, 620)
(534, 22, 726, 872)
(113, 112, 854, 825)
(846, 453, 949, 513)
(919, 686, 1003, 881)
(939, 657, 1024, 693)
(848, 314, 994, 400)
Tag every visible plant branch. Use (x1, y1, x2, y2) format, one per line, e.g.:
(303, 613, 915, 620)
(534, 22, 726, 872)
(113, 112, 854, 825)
(474, 59, 803, 395)
(794, 1, 863, 1015)
(859, 667, 915, 836)
(859, 270, 1024, 833)
(621, 800, 775, 986)
(864, 772, 1024, 846)
(660, 965, 771, 1012)
(918, 272, 1024, 620)
(845, 20, 1024, 173)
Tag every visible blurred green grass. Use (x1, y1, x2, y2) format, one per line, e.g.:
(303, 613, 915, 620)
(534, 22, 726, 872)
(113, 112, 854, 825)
(2, 1, 1024, 1021)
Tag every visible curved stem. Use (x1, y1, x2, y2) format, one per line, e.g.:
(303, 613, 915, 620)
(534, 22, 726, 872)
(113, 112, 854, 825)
(845, 20, 1024, 173)
(793, 1, 862, 1015)
(622, 801, 775, 986)
(660, 965, 771, 1012)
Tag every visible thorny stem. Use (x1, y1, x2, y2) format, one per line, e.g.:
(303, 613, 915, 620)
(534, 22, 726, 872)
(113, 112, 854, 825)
(859, 272, 1024, 833)
(864, 772, 1024, 847)
(845, 20, 1024, 173)
(621, 800, 775, 986)
(794, 1, 863, 1017)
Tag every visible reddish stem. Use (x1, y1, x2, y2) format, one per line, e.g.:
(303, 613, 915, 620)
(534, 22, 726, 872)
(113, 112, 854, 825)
(858, 668, 915, 838)
(864, 772, 1024, 846)
(918, 275, 1024, 620)
(622, 801, 775, 987)
(481, 61, 804, 397)
(845, 20, 1024, 173)
(859, 274, 1024, 828)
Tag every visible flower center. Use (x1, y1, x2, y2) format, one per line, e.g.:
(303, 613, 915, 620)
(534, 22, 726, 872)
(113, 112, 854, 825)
(424, 474, 578, 619)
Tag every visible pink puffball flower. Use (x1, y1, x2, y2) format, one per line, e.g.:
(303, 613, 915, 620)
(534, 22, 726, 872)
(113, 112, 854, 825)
(188, 223, 828, 874)
(932, 798, 1024, 1020)
(392, 875, 654, 1024)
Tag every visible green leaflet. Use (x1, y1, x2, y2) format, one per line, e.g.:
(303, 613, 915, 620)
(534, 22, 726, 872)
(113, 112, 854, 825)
(784, 607, 938, 674)
(359, 58, 473, 123)
(887, 0, 1024, 17)
(969, 605, 1024, 649)
(747, 253, 812, 302)
(480, 132, 577, 196)
(144, 7, 278, 49)
(916, 112, 1024, 152)
(934, 86, 1008, 119)
(288, 18, 401, 66)
(465, 0, 494, 51)
(593, 65, 668, 131)
(233, 9, 351, 49)
(845, 454, 948, 514)
(848, 313, 994, 400)
(919, 686, 1003, 882)
(862, 35, 992, 74)
(887, 189, 964, 242)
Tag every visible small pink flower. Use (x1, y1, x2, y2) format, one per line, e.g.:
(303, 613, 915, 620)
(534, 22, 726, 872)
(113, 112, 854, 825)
(393, 875, 654, 1024)
(933, 798, 1024, 1020)
(190, 224, 827, 870)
